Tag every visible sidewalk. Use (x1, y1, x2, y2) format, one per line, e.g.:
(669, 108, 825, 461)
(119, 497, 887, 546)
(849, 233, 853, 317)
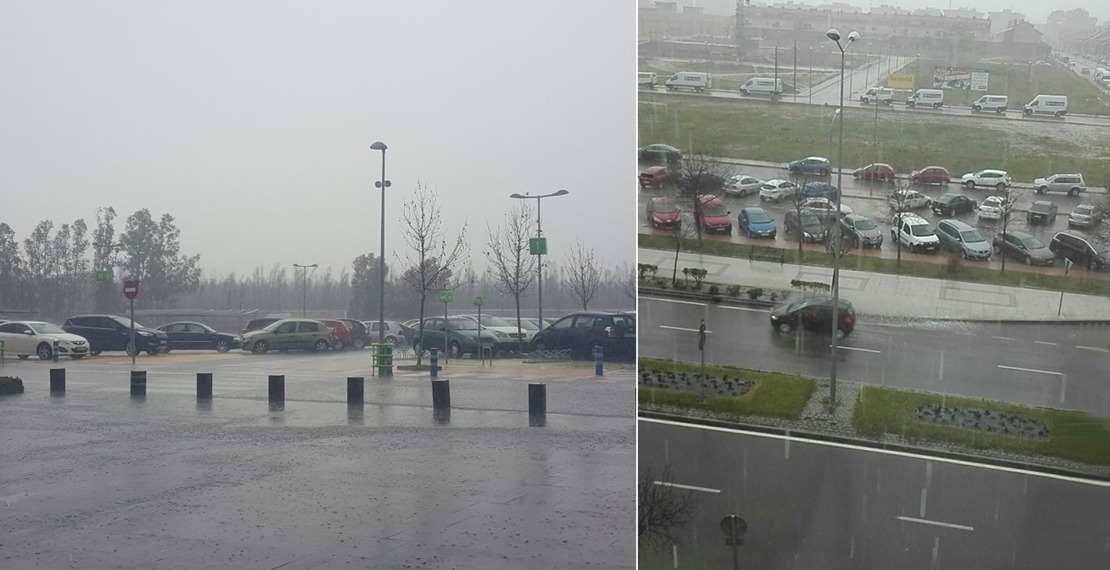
(639, 247, 1110, 322)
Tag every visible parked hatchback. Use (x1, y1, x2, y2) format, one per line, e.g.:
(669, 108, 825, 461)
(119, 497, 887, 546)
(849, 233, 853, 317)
(931, 194, 977, 216)
(910, 166, 950, 186)
(839, 214, 883, 248)
(737, 207, 776, 238)
(697, 195, 732, 234)
(787, 156, 832, 176)
(992, 231, 1055, 266)
(241, 318, 333, 354)
(1027, 201, 1059, 224)
(639, 166, 675, 188)
(61, 315, 169, 356)
(935, 219, 991, 260)
(853, 163, 894, 182)
(1049, 232, 1109, 271)
(784, 211, 827, 243)
(530, 312, 635, 360)
(759, 179, 798, 202)
(1067, 204, 1103, 228)
(770, 297, 856, 340)
(723, 174, 764, 196)
(646, 197, 681, 229)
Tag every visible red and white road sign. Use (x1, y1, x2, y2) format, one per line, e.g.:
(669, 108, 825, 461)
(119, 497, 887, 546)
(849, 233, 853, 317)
(123, 280, 140, 299)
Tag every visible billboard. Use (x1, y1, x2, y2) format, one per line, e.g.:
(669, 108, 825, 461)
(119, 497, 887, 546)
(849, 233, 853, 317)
(887, 73, 915, 89)
(933, 67, 989, 91)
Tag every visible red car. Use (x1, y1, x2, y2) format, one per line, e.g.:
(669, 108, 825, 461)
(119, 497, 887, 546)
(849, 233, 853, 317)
(910, 166, 951, 186)
(853, 163, 894, 182)
(696, 195, 732, 234)
(320, 319, 351, 350)
(646, 197, 681, 229)
(639, 166, 675, 188)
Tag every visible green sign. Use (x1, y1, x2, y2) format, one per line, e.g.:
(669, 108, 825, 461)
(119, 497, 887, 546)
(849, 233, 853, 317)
(125, 299, 136, 309)
(529, 237, 547, 255)
(473, 296, 484, 307)
(439, 290, 453, 304)
(94, 270, 113, 283)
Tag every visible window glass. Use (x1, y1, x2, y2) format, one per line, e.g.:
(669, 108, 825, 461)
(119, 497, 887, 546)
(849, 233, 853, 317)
(297, 322, 318, 333)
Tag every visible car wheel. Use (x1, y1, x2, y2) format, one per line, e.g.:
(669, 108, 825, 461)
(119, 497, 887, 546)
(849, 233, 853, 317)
(532, 340, 547, 353)
(253, 340, 269, 355)
(835, 328, 847, 341)
(1090, 258, 1099, 271)
(146, 348, 159, 356)
(384, 335, 398, 345)
(1069, 188, 1080, 197)
(775, 322, 794, 334)
(90, 350, 102, 356)
(215, 339, 230, 353)
(70, 355, 85, 360)
(36, 343, 53, 360)
(996, 183, 1006, 191)
(1037, 186, 1047, 194)
(993, 245, 1001, 254)
(941, 179, 949, 186)
(315, 339, 331, 353)
(449, 341, 463, 359)
(964, 180, 975, 189)
(126, 342, 139, 357)
(353, 338, 366, 350)
(1025, 255, 1033, 266)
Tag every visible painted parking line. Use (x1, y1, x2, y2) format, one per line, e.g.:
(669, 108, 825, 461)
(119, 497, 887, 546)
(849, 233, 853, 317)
(720, 306, 770, 313)
(896, 516, 974, 532)
(1076, 346, 1110, 353)
(830, 345, 882, 354)
(997, 364, 1063, 376)
(1034, 341, 1058, 346)
(645, 298, 707, 307)
(660, 325, 712, 333)
(652, 481, 721, 494)
(992, 336, 1017, 341)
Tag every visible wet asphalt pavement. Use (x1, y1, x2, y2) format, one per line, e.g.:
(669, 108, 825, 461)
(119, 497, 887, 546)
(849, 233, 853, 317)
(0, 351, 635, 569)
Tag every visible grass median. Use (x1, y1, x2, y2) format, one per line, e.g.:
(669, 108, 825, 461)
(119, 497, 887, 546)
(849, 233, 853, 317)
(854, 385, 1110, 466)
(638, 358, 815, 420)
(639, 93, 1110, 185)
(639, 233, 1110, 297)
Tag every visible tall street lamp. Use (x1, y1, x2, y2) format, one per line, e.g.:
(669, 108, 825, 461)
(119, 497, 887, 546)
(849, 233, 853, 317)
(827, 27, 860, 409)
(293, 263, 317, 317)
(370, 141, 391, 356)
(509, 189, 569, 328)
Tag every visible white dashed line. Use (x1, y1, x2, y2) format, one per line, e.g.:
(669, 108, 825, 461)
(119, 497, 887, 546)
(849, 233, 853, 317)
(1076, 346, 1110, 353)
(719, 306, 771, 313)
(997, 365, 1064, 376)
(830, 346, 882, 354)
(992, 336, 1017, 341)
(646, 298, 707, 307)
(653, 481, 720, 494)
(1034, 341, 1058, 346)
(896, 516, 974, 532)
(659, 325, 711, 333)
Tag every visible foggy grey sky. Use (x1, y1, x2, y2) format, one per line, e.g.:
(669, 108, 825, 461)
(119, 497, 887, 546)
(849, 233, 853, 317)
(735, 2, 1108, 23)
(0, 1, 635, 278)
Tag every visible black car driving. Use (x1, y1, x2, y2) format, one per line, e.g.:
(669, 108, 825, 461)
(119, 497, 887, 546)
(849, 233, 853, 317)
(61, 314, 170, 356)
(156, 321, 242, 352)
(769, 297, 856, 339)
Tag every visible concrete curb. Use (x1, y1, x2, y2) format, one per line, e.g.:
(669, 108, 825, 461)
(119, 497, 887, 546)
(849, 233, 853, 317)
(638, 410, 1110, 482)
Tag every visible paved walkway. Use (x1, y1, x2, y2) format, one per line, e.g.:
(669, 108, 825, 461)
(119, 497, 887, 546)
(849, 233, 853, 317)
(640, 247, 1110, 321)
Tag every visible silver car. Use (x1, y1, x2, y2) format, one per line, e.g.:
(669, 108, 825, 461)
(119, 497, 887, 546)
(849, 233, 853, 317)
(935, 219, 991, 260)
(1068, 203, 1103, 228)
(1034, 173, 1086, 196)
(724, 174, 764, 197)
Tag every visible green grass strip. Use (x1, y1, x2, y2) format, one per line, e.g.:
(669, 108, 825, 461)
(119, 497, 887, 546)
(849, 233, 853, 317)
(638, 358, 815, 420)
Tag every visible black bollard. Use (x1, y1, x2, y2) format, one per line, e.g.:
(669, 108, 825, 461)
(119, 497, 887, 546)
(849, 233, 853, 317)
(347, 377, 364, 405)
(130, 370, 147, 396)
(197, 373, 213, 399)
(528, 383, 546, 415)
(431, 379, 450, 410)
(50, 368, 66, 394)
(268, 375, 285, 404)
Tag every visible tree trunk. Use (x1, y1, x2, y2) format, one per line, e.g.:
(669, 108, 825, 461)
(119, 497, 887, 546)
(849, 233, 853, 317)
(415, 293, 427, 365)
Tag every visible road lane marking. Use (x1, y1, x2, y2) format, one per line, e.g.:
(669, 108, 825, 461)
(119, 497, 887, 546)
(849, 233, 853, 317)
(639, 418, 1110, 488)
(645, 298, 707, 307)
(829, 345, 882, 354)
(1076, 346, 1110, 353)
(719, 306, 770, 313)
(896, 516, 974, 532)
(992, 336, 1017, 341)
(659, 325, 711, 333)
(997, 365, 1063, 376)
(652, 481, 720, 494)
(1034, 341, 1058, 346)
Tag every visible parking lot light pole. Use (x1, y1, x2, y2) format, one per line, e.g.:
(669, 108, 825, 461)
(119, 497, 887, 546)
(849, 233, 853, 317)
(827, 27, 860, 409)
(509, 189, 569, 327)
(293, 263, 317, 318)
(371, 141, 391, 346)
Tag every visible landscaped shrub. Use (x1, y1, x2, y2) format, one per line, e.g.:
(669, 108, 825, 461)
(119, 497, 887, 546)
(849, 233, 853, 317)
(708, 284, 720, 296)
(746, 287, 764, 300)
(0, 376, 25, 396)
(726, 284, 741, 296)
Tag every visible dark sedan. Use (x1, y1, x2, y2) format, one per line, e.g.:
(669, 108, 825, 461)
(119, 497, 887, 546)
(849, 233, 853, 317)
(157, 321, 242, 352)
(1027, 200, 1059, 224)
(991, 231, 1056, 266)
(930, 193, 976, 216)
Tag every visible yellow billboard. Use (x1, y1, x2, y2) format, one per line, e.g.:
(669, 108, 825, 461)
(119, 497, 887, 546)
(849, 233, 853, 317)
(887, 74, 915, 90)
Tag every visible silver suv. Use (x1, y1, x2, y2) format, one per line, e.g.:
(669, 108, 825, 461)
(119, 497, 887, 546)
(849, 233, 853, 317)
(935, 219, 991, 260)
(1033, 173, 1086, 196)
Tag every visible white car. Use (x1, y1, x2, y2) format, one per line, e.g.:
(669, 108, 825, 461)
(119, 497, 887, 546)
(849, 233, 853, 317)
(977, 195, 1008, 220)
(888, 189, 931, 211)
(961, 169, 1011, 190)
(800, 197, 853, 218)
(724, 174, 764, 197)
(758, 179, 798, 202)
(1033, 173, 1086, 196)
(459, 314, 533, 347)
(0, 321, 90, 360)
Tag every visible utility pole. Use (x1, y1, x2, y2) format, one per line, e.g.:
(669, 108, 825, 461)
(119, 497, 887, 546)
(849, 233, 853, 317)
(734, 0, 743, 61)
(293, 263, 317, 318)
(774, 45, 779, 98)
(793, 39, 798, 101)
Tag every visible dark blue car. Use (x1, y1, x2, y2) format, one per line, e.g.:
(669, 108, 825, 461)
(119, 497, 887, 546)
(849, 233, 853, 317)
(797, 181, 840, 200)
(787, 156, 832, 176)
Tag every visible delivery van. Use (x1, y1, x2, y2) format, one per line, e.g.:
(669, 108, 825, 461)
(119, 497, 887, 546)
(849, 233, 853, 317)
(1024, 94, 1068, 117)
(971, 95, 1008, 113)
(638, 72, 657, 89)
(906, 89, 944, 109)
(665, 72, 710, 93)
(859, 87, 893, 105)
(739, 77, 783, 97)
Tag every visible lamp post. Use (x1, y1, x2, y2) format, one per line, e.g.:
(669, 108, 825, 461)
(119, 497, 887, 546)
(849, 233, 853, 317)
(370, 141, 391, 349)
(826, 27, 860, 410)
(509, 189, 569, 327)
(293, 263, 317, 317)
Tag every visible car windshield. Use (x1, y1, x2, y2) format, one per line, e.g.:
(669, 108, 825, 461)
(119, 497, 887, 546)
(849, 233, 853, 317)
(960, 230, 985, 243)
(1031, 203, 1053, 213)
(853, 219, 876, 230)
(1074, 205, 1093, 215)
(747, 211, 771, 223)
(262, 321, 287, 332)
(477, 315, 511, 326)
(111, 316, 144, 329)
(703, 206, 727, 216)
(911, 224, 934, 237)
(1021, 237, 1045, 250)
(29, 322, 64, 334)
(652, 202, 678, 213)
(448, 318, 479, 330)
(801, 214, 821, 226)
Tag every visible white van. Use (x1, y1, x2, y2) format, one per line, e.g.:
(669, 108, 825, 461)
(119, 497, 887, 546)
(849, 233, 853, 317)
(860, 87, 893, 105)
(638, 72, 657, 89)
(971, 94, 1008, 113)
(1024, 94, 1068, 117)
(906, 88, 944, 109)
(665, 72, 710, 92)
(1097, 68, 1108, 80)
(739, 77, 782, 97)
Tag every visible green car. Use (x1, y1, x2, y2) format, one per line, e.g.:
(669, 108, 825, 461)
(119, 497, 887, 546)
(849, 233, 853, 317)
(413, 316, 499, 358)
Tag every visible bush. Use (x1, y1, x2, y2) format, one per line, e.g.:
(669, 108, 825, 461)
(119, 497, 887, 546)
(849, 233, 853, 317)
(746, 287, 764, 300)
(0, 376, 25, 396)
(726, 284, 742, 296)
(769, 292, 779, 302)
(708, 284, 720, 296)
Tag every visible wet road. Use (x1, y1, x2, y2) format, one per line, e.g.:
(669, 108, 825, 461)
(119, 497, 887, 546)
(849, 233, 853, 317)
(0, 352, 635, 569)
(640, 295, 1110, 417)
(638, 419, 1110, 570)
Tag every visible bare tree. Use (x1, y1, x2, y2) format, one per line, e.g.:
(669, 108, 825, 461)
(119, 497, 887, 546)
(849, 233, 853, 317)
(676, 154, 735, 241)
(889, 179, 916, 268)
(485, 202, 537, 346)
(639, 463, 699, 550)
(564, 242, 602, 310)
(993, 186, 1022, 273)
(1086, 182, 1110, 244)
(665, 209, 700, 287)
(399, 183, 469, 364)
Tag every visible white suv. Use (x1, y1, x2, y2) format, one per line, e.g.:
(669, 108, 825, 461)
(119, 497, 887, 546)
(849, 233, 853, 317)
(891, 213, 940, 254)
(961, 169, 1011, 190)
(1033, 173, 1086, 196)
